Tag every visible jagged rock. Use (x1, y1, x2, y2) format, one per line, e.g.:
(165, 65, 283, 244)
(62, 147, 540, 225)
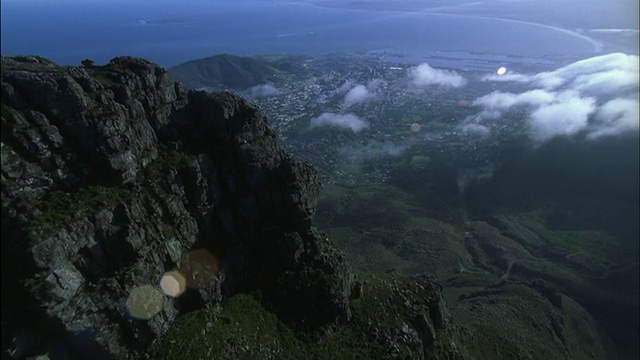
(528, 279, 563, 309)
(350, 280, 363, 300)
(364, 273, 459, 360)
(1, 55, 352, 359)
(413, 312, 437, 349)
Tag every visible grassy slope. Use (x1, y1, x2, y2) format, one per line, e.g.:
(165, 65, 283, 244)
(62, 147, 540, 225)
(168, 54, 280, 90)
(146, 273, 458, 360)
(313, 177, 633, 359)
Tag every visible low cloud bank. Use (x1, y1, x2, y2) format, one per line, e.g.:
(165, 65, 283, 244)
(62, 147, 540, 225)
(247, 84, 279, 97)
(338, 141, 409, 163)
(464, 53, 639, 142)
(589, 29, 640, 34)
(344, 85, 372, 107)
(342, 79, 385, 108)
(590, 98, 640, 139)
(336, 80, 355, 94)
(408, 63, 466, 88)
(310, 112, 369, 133)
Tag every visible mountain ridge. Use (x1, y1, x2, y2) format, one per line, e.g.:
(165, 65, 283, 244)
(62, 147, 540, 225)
(168, 53, 281, 90)
(1, 55, 357, 358)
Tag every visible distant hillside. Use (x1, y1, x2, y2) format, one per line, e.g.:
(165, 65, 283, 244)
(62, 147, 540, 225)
(169, 54, 280, 90)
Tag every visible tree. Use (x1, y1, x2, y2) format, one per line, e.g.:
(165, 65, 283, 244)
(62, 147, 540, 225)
(81, 58, 95, 68)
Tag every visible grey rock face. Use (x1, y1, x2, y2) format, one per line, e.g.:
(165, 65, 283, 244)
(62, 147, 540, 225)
(1, 56, 352, 359)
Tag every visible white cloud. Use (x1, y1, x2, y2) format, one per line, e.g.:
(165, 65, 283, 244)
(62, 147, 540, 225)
(514, 90, 558, 107)
(310, 112, 369, 133)
(341, 79, 385, 108)
(464, 53, 639, 142)
(343, 85, 372, 107)
(589, 29, 639, 34)
(481, 53, 639, 93)
(460, 123, 491, 137)
(473, 89, 555, 110)
(247, 84, 278, 97)
(336, 80, 354, 94)
(569, 69, 638, 96)
(480, 72, 532, 83)
(589, 98, 640, 139)
(338, 141, 408, 162)
(534, 53, 639, 92)
(472, 91, 519, 109)
(380, 142, 406, 156)
(408, 63, 466, 88)
(529, 93, 596, 142)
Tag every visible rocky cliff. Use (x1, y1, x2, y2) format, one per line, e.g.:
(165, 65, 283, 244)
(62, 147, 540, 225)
(1, 55, 359, 359)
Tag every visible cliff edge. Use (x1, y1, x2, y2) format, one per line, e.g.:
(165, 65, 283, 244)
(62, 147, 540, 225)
(1, 55, 355, 359)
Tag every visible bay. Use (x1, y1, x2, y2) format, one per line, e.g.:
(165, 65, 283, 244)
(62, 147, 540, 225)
(1, 0, 600, 67)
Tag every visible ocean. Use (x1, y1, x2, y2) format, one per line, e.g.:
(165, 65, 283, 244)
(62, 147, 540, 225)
(1, 0, 601, 68)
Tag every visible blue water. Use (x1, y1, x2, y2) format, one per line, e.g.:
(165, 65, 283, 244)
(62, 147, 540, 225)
(1, 0, 599, 67)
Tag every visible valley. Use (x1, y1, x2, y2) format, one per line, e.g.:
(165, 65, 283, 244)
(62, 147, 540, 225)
(169, 52, 639, 358)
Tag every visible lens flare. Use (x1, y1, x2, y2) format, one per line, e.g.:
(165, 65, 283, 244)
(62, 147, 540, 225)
(160, 270, 187, 297)
(497, 67, 507, 75)
(179, 249, 220, 289)
(126, 285, 164, 320)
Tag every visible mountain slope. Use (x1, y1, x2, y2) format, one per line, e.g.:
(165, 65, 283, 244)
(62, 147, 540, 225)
(1, 55, 353, 359)
(168, 53, 280, 90)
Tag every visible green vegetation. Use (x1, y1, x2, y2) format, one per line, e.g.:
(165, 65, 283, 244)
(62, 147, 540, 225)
(169, 54, 280, 90)
(2, 55, 61, 73)
(107, 56, 154, 73)
(400, 114, 422, 123)
(255, 54, 315, 78)
(84, 57, 157, 88)
(338, 163, 362, 175)
(519, 208, 628, 270)
(393, 128, 412, 136)
(314, 169, 635, 357)
(162, 223, 176, 240)
(138, 145, 198, 183)
(150, 273, 457, 360)
(409, 155, 431, 170)
(149, 292, 373, 360)
(316, 183, 470, 280)
(26, 185, 131, 243)
(425, 120, 445, 130)
(149, 293, 306, 360)
(453, 285, 568, 359)
(1, 103, 19, 119)
(81, 58, 95, 68)
(539, 227, 618, 261)
(90, 71, 116, 87)
(445, 271, 498, 289)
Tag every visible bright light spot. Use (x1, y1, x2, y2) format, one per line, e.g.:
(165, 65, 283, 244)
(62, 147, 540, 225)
(126, 285, 163, 320)
(180, 249, 220, 289)
(497, 67, 507, 75)
(160, 270, 187, 297)
(410, 123, 422, 132)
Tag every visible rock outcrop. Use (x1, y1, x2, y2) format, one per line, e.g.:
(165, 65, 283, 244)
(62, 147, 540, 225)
(1, 55, 353, 359)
